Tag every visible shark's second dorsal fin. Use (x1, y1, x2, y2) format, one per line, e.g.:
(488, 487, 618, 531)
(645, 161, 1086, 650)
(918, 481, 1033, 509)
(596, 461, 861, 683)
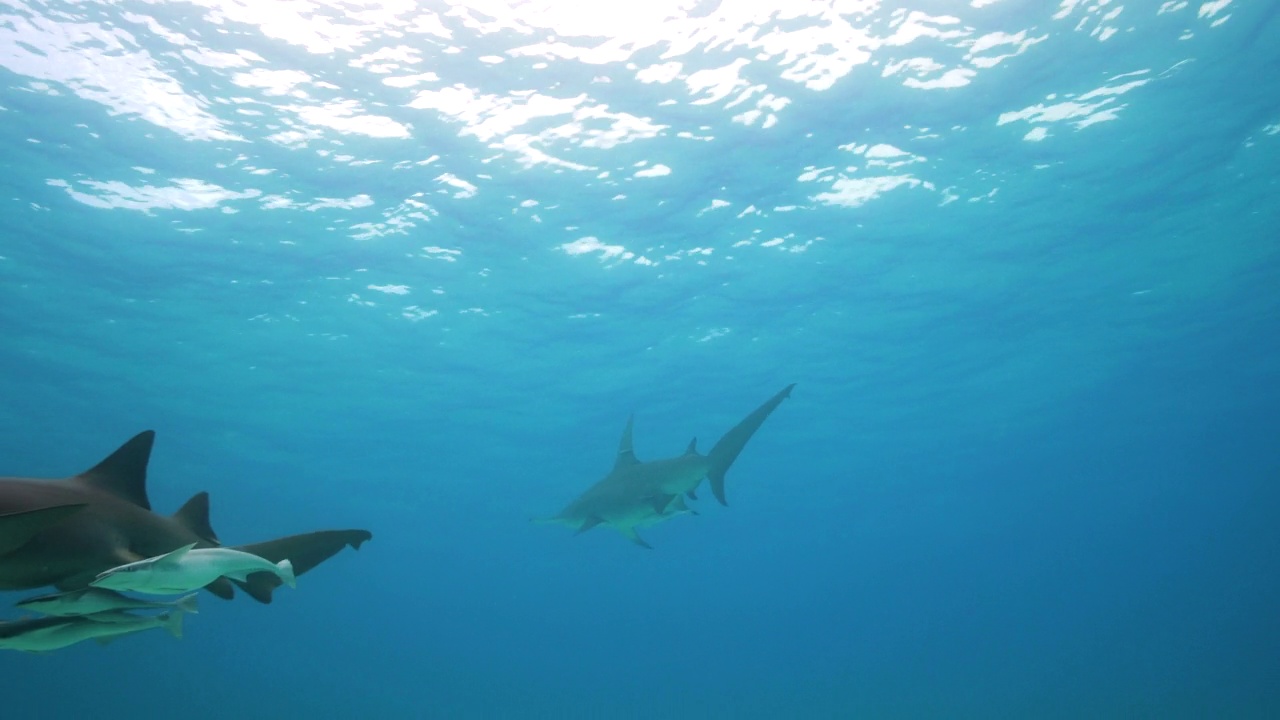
(614, 414, 640, 468)
(172, 492, 219, 544)
(73, 431, 156, 510)
(684, 437, 698, 455)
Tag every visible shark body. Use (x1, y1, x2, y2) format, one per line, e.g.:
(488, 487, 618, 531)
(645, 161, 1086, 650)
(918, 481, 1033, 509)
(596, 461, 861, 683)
(0, 431, 371, 603)
(16, 587, 198, 617)
(93, 543, 296, 595)
(541, 384, 794, 547)
(0, 609, 184, 652)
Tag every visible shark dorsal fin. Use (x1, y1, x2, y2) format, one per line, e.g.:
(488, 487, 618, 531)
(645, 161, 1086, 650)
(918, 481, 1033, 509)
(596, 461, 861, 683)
(172, 492, 219, 544)
(73, 431, 156, 510)
(157, 543, 198, 565)
(684, 437, 698, 455)
(614, 414, 640, 469)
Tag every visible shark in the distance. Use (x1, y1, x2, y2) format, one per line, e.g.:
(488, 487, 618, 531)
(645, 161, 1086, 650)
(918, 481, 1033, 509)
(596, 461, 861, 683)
(93, 543, 296, 595)
(16, 586, 198, 617)
(0, 430, 371, 603)
(539, 384, 794, 548)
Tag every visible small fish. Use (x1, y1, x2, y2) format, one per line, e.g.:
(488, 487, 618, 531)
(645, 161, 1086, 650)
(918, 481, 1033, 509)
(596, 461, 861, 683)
(0, 610, 183, 653)
(91, 543, 296, 595)
(16, 587, 198, 617)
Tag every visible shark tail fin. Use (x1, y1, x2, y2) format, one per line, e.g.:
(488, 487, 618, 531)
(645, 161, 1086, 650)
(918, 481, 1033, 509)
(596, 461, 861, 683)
(705, 384, 794, 506)
(175, 593, 199, 615)
(163, 611, 184, 640)
(276, 559, 297, 589)
(230, 529, 369, 604)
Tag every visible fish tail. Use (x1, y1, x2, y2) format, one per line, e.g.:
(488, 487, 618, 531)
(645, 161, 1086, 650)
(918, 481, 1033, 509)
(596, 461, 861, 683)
(277, 559, 297, 589)
(175, 593, 199, 615)
(163, 611, 184, 640)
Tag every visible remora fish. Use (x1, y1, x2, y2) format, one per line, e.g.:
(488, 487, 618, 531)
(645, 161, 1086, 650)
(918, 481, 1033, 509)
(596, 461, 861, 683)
(92, 544, 296, 595)
(539, 384, 794, 548)
(0, 609, 183, 653)
(0, 430, 371, 603)
(16, 587, 198, 617)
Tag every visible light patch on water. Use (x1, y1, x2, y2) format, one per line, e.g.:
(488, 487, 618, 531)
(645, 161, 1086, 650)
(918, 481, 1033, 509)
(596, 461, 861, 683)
(1198, 0, 1233, 20)
(0, 13, 240, 141)
(560, 236, 631, 262)
(232, 68, 313, 96)
(436, 173, 478, 198)
(368, 284, 409, 295)
(402, 307, 438, 322)
(46, 178, 260, 212)
(812, 175, 926, 208)
(383, 73, 440, 89)
(422, 247, 461, 262)
(698, 199, 731, 215)
(966, 30, 1047, 69)
(260, 195, 295, 210)
(636, 62, 682, 84)
(291, 99, 410, 139)
(998, 73, 1150, 133)
(633, 164, 671, 178)
(352, 46, 422, 74)
(308, 195, 374, 211)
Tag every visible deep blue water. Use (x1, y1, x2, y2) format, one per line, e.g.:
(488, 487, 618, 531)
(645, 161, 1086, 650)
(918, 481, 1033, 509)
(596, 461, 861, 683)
(1, 1, 1278, 717)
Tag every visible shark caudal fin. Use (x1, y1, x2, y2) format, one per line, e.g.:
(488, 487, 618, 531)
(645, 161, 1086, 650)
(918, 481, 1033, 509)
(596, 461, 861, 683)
(276, 559, 297, 589)
(229, 529, 370, 603)
(706, 384, 795, 506)
(163, 611, 184, 640)
(175, 593, 199, 614)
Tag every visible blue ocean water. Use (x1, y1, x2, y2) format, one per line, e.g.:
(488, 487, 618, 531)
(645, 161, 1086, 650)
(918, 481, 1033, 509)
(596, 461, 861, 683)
(1, 0, 1278, 717)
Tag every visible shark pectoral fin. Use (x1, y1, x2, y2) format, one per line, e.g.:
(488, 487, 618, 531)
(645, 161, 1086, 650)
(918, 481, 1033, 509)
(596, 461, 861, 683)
(648, 495, 675, 515)
(669, 496, 694, 515)
(575, 516, 604, 535)
(73, 431, 155, 510)
(620, 527, 653, 549)
(230, 529, 371, 605)
(0, 504, 89, 556)
(172, 492, 219, 544)
(230, 572, 281, 604)
(204, 577, 236, 600)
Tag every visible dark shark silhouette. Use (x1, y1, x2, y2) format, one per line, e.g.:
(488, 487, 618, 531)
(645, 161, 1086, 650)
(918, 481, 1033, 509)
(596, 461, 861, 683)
(0, 431, 370, 603)
(539, 384, 794, 547)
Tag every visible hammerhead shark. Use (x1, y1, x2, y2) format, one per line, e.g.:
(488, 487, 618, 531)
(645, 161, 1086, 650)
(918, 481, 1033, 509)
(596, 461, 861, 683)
(539, 384, 794, 548)
(0, 431, 371, 603)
